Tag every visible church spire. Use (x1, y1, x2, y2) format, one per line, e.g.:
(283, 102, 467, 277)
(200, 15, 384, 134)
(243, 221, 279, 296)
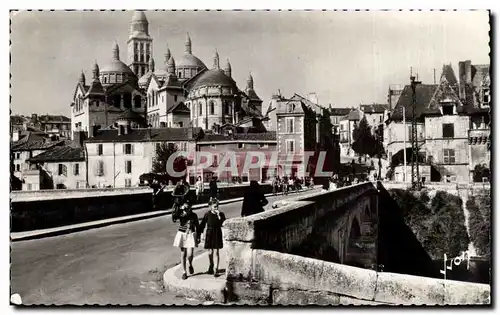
(164, 44, 171, 64)
(112, 42, 120, 60)
(224, 58, 232, 78)
(167, 56, 176, 75)
(79, 70, 86, 85)
(213, 49, 220, 69)
(149, 57, 155, 72)
(185, 33, 192, 54)
(92, 61, 100, 80)
(247, 73, 254, 90)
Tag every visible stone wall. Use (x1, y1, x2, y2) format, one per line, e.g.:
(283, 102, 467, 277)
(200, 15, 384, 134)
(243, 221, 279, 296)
(223, 183, 380, 301)
(11, 183, 272, 232)
(235, 250, 489, 305)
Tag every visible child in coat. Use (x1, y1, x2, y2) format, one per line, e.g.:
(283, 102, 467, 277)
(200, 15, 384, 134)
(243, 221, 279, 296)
(199, 199, 226, 277)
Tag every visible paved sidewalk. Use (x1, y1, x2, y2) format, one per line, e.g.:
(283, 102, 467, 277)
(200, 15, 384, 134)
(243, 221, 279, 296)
(11, 186, 321, 242)
(163, 250, 228, 303)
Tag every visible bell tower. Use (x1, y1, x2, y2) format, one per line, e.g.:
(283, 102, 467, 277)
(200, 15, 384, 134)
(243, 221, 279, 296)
(127, 11, 153, 78)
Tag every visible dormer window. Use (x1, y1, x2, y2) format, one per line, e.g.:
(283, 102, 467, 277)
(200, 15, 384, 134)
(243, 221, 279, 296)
(482, 88, 490, 107)
(440, 101, 456, 115)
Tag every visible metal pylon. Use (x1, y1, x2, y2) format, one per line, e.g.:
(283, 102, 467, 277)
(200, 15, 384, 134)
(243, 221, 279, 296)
(410, 75, 422, 190)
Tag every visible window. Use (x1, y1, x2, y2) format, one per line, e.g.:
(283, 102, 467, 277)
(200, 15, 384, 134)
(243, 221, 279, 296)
(125, 178, 132, 187)
(483, 89, 490, 106)
(443, 149, 455, 164)
(140, 55, 144, 62)
(98, 144, 103, 156)
(442, 104, 454, 115)
(74, 163, 80, 176)
(146, 43, 150, 51)
(96, 161, 105, 176)
(58, 164, 67, 176)
(224, 102, 230, 115)
(134, 43, 138, 51)
(238, 143, 244, 149)
(209, 102, 215, 115)
(286, 118, 294, 133)
(442, 123, 454, 138)
(198, 103, 202, 115)
(146, 55, 150, 63)
(27, 183, 32, 191)
(179, 72, 182, 78)
(15, 153, 20, 159)
(140, 43, 144, 50)
(286, 140, 295, 153)
(178, 122, 183, 127)
(174, 95, 178, 102)
(16, 164, 20, 172)
(124, 144, 133, 155)
(125, 160, 132, 174)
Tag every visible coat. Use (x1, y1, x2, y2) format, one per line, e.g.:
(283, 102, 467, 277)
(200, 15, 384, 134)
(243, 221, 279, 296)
(241, 189, 268, 217)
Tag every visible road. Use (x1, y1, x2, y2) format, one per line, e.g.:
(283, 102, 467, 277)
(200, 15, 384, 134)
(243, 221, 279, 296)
(10, 190, 315, 305)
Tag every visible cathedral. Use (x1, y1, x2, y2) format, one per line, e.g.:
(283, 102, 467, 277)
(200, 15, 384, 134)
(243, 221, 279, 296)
(71, 11, 264, 138)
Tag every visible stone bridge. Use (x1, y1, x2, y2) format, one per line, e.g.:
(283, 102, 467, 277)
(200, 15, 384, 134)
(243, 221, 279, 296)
(222, 182, 490, 305)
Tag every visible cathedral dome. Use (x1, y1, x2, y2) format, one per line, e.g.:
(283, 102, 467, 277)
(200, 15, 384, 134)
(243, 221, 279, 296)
(100, 43, 137, 86)
(191, 68, 237, 90)
(101, 59, 135, 75)
(177, 53, 207, 70)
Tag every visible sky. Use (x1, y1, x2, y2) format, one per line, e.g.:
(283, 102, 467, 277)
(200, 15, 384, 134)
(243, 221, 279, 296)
(10, 10, 490, 116)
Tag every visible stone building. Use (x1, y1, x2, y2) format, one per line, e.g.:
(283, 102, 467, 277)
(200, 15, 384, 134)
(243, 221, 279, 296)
(191, 125, 277, 184)
(26, 140, 86, 190)
(84, 117, 201, 188)
(385, 62, 490, 183)
(339, 108, 362, 157)
(71, 42, 146, 138)
(11, 132, 65, 189)
(264, 93, 338, 179)
(328, 107, 351, 135)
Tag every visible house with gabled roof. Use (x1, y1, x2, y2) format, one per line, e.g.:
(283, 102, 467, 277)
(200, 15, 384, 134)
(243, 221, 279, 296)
(385, 61, 490, 183)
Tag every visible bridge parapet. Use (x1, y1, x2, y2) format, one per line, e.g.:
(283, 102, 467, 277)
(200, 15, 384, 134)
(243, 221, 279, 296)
(222, 182, 490, 305)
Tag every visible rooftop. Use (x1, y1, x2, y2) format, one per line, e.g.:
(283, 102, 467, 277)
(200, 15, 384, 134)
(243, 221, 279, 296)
(360, 104, 388, 114)
(85, 127, 203, 143)
(29, 145, 85, 163)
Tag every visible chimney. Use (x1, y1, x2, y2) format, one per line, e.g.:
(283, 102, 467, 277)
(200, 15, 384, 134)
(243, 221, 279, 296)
(89, 124, 99, 138)
(12, 129, 20, 142)
(465, 60, 472, 84)
(73, 131, 81, 147)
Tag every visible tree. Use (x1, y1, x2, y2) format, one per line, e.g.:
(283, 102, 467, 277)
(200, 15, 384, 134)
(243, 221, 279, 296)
(473, 164, 490, 183)
(389, 189, 470, 259)
(152, 143, 187, 183)
(351, 116, 376, 161)
(466, 191, 491, 257)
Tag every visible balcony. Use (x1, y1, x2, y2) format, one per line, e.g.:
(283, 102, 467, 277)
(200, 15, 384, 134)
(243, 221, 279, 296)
(468, 129, 490, 145)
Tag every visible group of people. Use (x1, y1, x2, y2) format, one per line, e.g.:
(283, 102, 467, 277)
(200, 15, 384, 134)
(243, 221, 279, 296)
(271, 176, 314, 196)
(170, 179, 269, 280)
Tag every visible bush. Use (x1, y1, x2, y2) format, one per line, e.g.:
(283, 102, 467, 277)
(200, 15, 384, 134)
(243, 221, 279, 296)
(389, 189, 470, 259)
(466, 192, 491, 257)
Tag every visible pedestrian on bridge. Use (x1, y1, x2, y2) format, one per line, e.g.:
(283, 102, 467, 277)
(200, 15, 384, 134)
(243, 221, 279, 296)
(199, 199, 226, 277)
(241, 180, 268, 217)
(172, 203, 200, 280)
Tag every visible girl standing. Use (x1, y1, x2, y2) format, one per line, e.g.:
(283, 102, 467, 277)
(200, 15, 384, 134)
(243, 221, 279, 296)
(199, 199, 226, 277)
(172, 203, 200, 280)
